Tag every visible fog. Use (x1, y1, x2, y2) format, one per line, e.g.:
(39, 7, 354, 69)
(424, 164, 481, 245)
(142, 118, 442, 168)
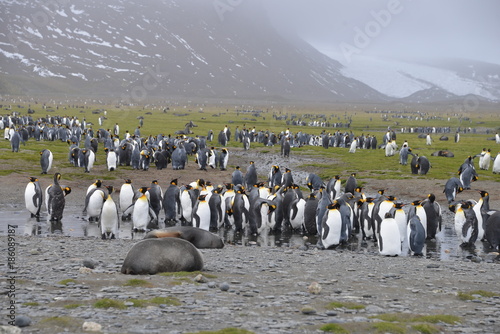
(263, 0, 500, 65)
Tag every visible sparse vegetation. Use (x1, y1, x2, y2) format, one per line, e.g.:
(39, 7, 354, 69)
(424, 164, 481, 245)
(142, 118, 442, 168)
(57, 278, 77, 286)
(457, 290, 500, 301)
(325, 301, 366, 310)
(186, 328, 255, 334)
(93, 298, 126, 309)
(123, 278, 154, 288)
(320, 323, 350, 333)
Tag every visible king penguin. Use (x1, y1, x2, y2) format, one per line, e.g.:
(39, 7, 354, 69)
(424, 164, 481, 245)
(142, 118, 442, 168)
(390, 202, 407, 244)
(378, 212, 402, 256)
(163, 178, 181, 225)
(124, 186, 157, 232)
(83, 185, 106, 222)
(192, 194, 211, 231)
(147, 180, 163, 229)
(25, 176, 43, 218)
(473, 190, 490, 241)
(321, 201, 347, 249)
(180, 184, 196, 225)
(218, 148, 229, 171)
(407, 215, 426, 256)
(47, 172, 65, 222)
(303, 192, 319, 235)
(484, 211, 500, 251)
(40, 149, 53, 174)
(100, 185, 119, 239)
(453, 200, 478, 247)
(232, 166, 244, 186)
(119, 179, 135, 220)
(443, 177, 464, 204)
(209, 185, 226, 231)
(344, 173, 357, 195)
(422, 193, 442, 240)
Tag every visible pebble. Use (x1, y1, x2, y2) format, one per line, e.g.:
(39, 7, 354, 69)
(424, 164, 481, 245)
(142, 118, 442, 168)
(82, 321, 102, 332)
(14, 315, 31, 327)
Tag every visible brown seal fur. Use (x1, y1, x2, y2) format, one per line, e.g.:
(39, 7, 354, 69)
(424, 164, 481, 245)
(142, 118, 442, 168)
(121, 238, 203, 275)
(144, 226, 224, 249)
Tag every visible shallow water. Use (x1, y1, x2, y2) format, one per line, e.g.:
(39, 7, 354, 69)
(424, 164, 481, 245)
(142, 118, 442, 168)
(1, 207, 497, 263)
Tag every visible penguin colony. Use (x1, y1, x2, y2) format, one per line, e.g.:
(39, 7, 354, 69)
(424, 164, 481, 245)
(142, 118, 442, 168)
(6, 113, 499, 253)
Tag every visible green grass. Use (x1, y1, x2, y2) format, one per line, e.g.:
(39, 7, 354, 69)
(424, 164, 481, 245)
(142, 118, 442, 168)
(58, 278, 77, 286)
(158, 271, 217, 279)
(371, 322, 406, 334)
(320, 323, 350, 333)
(411, 323, 440, 334)
(1, 103, 499, 185)
(457, 290, 500, 301)
(123, 278, 154, 288)
(93, 298, 126, 309)
(63, 303, 83, 309)
(23, 302, 40, 307)
(186, 328, 255, 334)
(326, 301, 366, 310)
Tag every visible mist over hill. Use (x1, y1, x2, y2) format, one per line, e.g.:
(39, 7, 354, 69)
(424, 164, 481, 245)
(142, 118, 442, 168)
(0, 0, 498, 105)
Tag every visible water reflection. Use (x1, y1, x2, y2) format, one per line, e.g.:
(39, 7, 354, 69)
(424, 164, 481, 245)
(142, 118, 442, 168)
(1, 209, 498, 263)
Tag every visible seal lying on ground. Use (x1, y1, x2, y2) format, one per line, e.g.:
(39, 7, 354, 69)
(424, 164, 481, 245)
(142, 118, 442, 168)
(144, 226, 224, 249)
(121, 238, 203, 275)
(431, 150, 454, 157)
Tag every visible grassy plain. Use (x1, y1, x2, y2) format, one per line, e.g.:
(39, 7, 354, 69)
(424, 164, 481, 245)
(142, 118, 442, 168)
(1, 102, 499, 185)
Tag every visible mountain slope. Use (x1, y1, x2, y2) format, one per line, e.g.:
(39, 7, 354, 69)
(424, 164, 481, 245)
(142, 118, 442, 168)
(0, 0, 385, 103)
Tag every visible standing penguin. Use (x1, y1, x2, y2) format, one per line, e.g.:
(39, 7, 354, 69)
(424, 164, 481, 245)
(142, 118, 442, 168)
(100, 186, 119, 239)
(422, 193, 442, 240)
(306, 173, 323, 192)
(82, 148, 95, 173)
(443, 177, 464, 204)
(281, 137, 291, 157)
(119, 179, 134, 220)
(192, 194, 211, 231)
(378, 213, 402, 256)
(454, 200, 478, 247)
(484, 211, 500, 251)
(147, 180, 163, 229)
(417, 156, 431, 175)
(473, 190, 490, 241)
(180, 184, 196, 225)
(390, 202, 407, 243)
(407, 215, 426, 256)
(232, 166, 244, 186)
(47, 172, 66, 222)
(209, 185, 226, 231)
(10, 130, 21, 152)
(244, 161, 258, 189)
(84, 183, 107, 222)
(40, 149, 53, 174)
(492, 152, 500, 174)
(124, 187, 157, 232)
(344, 173, 357, 195)
(359, 197, 376, 241)
(25, 177, 43, 218)
(268, 165, 282, 189)
(218, 148, 229, 171)
(326, 175, 341, 200)
(289, 197, 306, 231)
(410, 154, 419, 174)
(163, 179, 181, 225)
(321, 200, 350, 249)
(105, 147, 118, 171)
(303, 192, 319, 235)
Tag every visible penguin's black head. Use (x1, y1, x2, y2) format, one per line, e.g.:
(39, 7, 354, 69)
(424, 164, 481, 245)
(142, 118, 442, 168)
(428, 193, 436, 202)
(125, 179, 132, 184)
(63, 187, 71, 196)
(29, 176, 37, 182)
(171, 179, 178, 185)
(106, 185, 114, 194)
(95, 180, 102, 187)
(479, 190, 488, 198)
(384, 212, 393, 219)
(198, 194, 207, 201)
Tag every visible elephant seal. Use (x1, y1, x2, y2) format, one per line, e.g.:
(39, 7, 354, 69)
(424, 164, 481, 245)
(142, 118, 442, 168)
(431, 150, 454, 157)
(121, 238, 203, 275)
(144, 226, 224, 249)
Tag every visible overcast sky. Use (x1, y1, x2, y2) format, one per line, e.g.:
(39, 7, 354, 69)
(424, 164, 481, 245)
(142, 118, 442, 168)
(263, 0, 500, 65)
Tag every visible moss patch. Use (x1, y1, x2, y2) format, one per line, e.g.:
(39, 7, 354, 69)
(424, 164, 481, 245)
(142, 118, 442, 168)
(320, 323, 350, 333)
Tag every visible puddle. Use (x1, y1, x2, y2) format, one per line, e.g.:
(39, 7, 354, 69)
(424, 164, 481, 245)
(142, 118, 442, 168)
(1, 207, 497, 263)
